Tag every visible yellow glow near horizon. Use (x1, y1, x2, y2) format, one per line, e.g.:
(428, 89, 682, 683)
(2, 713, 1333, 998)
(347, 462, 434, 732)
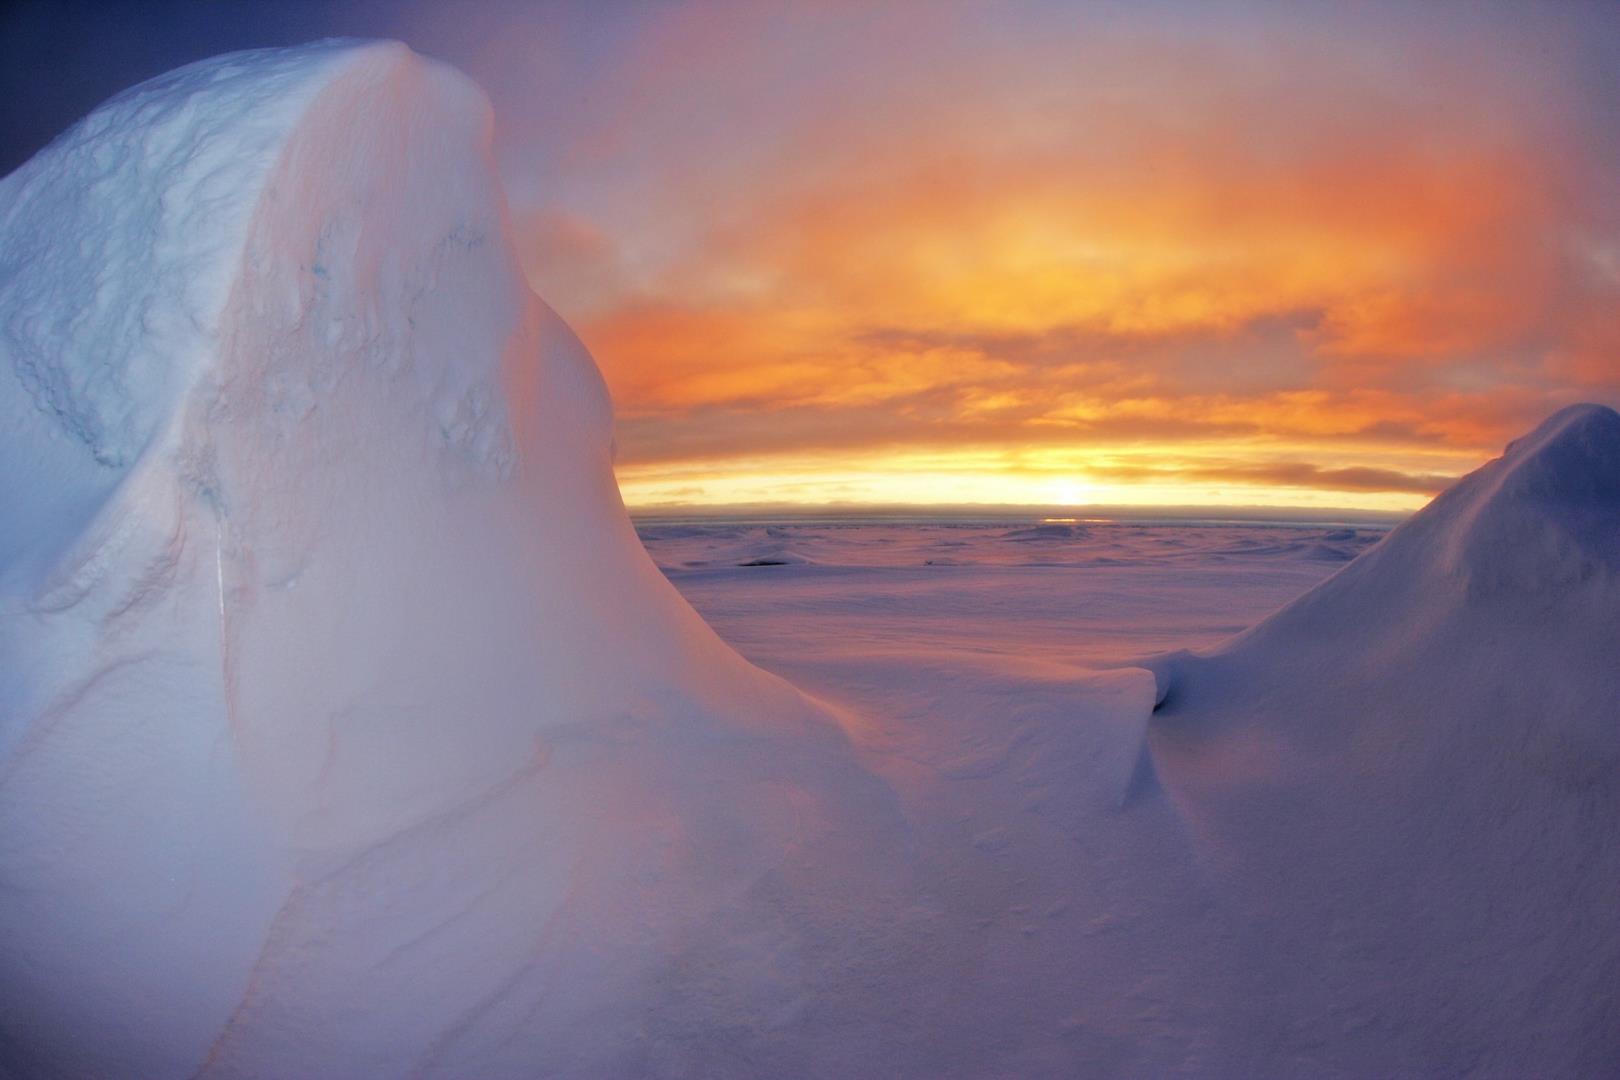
(501, 6, 1620, 512)
(614, 442, 1483, 513)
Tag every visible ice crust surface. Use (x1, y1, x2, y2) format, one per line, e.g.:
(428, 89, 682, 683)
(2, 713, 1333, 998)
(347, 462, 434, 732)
(1, 40, 1615, 1079)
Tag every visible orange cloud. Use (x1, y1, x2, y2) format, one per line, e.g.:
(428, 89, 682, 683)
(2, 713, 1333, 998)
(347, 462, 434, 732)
(475, 3, 1620, 509)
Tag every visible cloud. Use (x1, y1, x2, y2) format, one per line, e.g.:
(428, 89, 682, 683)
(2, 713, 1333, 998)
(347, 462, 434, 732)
(445, 1, 1620, 506)
(11, 2, 1611, 507)
(1089, 461, 1457, 496)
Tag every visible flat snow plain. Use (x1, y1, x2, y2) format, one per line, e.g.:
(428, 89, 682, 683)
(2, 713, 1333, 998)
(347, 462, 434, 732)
(641, 517, 1381, 674)
(635, 518, 1387, 1075)
(640, 509, 1619, 1076)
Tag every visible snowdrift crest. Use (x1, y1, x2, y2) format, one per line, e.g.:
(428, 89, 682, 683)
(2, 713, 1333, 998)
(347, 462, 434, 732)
(1145, 404, 1620, 1073)
(1434, 402, 1620, 594)
(0, 41, 905, 1079)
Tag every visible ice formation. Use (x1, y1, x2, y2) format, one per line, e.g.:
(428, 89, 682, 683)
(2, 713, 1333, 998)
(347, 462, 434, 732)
(0, 42, 906, 1078)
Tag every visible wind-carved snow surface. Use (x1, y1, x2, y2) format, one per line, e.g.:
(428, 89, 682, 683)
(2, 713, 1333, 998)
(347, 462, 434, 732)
(1145, 403, 1620, 1074)
(647, 410, 1620, 1077)
(0, 42, 912, 1079)
(1, 40, 1616, 1079)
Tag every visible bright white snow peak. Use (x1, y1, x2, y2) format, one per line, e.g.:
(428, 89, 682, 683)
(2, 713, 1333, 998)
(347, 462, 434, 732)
(0, 41, 906, 1079)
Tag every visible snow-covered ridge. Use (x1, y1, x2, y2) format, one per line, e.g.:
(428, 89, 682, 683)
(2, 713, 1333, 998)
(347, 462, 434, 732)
(0, 41, 904, 1079)
(1433, 402, 1620, 593)
(1144, 401, 1620, 1073)
(1144, 402, 1620, 701)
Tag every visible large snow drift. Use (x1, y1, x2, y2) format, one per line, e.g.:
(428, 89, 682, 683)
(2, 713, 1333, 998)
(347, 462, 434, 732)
(0, 42, 907, 1079)
(1150, 403, 1620, 1074)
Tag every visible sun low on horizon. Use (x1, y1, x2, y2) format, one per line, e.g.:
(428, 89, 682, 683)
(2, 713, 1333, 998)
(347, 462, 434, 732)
(418, 1, 1620, 515)
(5, 1, 1618, 513)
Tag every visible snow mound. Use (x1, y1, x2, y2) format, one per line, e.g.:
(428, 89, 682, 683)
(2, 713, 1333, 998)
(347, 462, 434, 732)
(1001, 523, 1088, 541)
(0, 42, 905, 1079)
(1148, 403, 1620, 1074)
(738, 550, 817, 567)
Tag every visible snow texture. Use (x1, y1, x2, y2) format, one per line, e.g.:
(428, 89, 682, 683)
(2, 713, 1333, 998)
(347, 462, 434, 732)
(0, 41, 904, 1079)
(2, 39, 1616, 1079)
(1146, 403, 1620, 1074)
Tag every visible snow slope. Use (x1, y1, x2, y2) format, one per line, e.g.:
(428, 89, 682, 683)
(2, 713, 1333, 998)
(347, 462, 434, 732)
(1148, 403, 1620, 1074)
(649, 411, 1619, 1076)
(0, 42, 909, 1079)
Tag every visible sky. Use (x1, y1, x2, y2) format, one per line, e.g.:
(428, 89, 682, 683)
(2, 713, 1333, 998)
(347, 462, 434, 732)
(4, 1, 1618, 512)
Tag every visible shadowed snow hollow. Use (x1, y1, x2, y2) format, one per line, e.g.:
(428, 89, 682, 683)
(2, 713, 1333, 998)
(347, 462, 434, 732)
(0, 42, 908, 1079)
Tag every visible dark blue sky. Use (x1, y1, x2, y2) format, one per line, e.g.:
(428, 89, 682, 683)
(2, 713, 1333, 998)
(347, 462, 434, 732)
(1, 0, 419, 174)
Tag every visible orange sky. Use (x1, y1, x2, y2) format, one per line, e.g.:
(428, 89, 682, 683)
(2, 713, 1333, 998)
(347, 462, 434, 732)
(434, 1, 1620, 511)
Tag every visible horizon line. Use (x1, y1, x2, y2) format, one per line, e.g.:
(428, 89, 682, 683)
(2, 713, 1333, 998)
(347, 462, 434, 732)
(626, 501, 1410, 526)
